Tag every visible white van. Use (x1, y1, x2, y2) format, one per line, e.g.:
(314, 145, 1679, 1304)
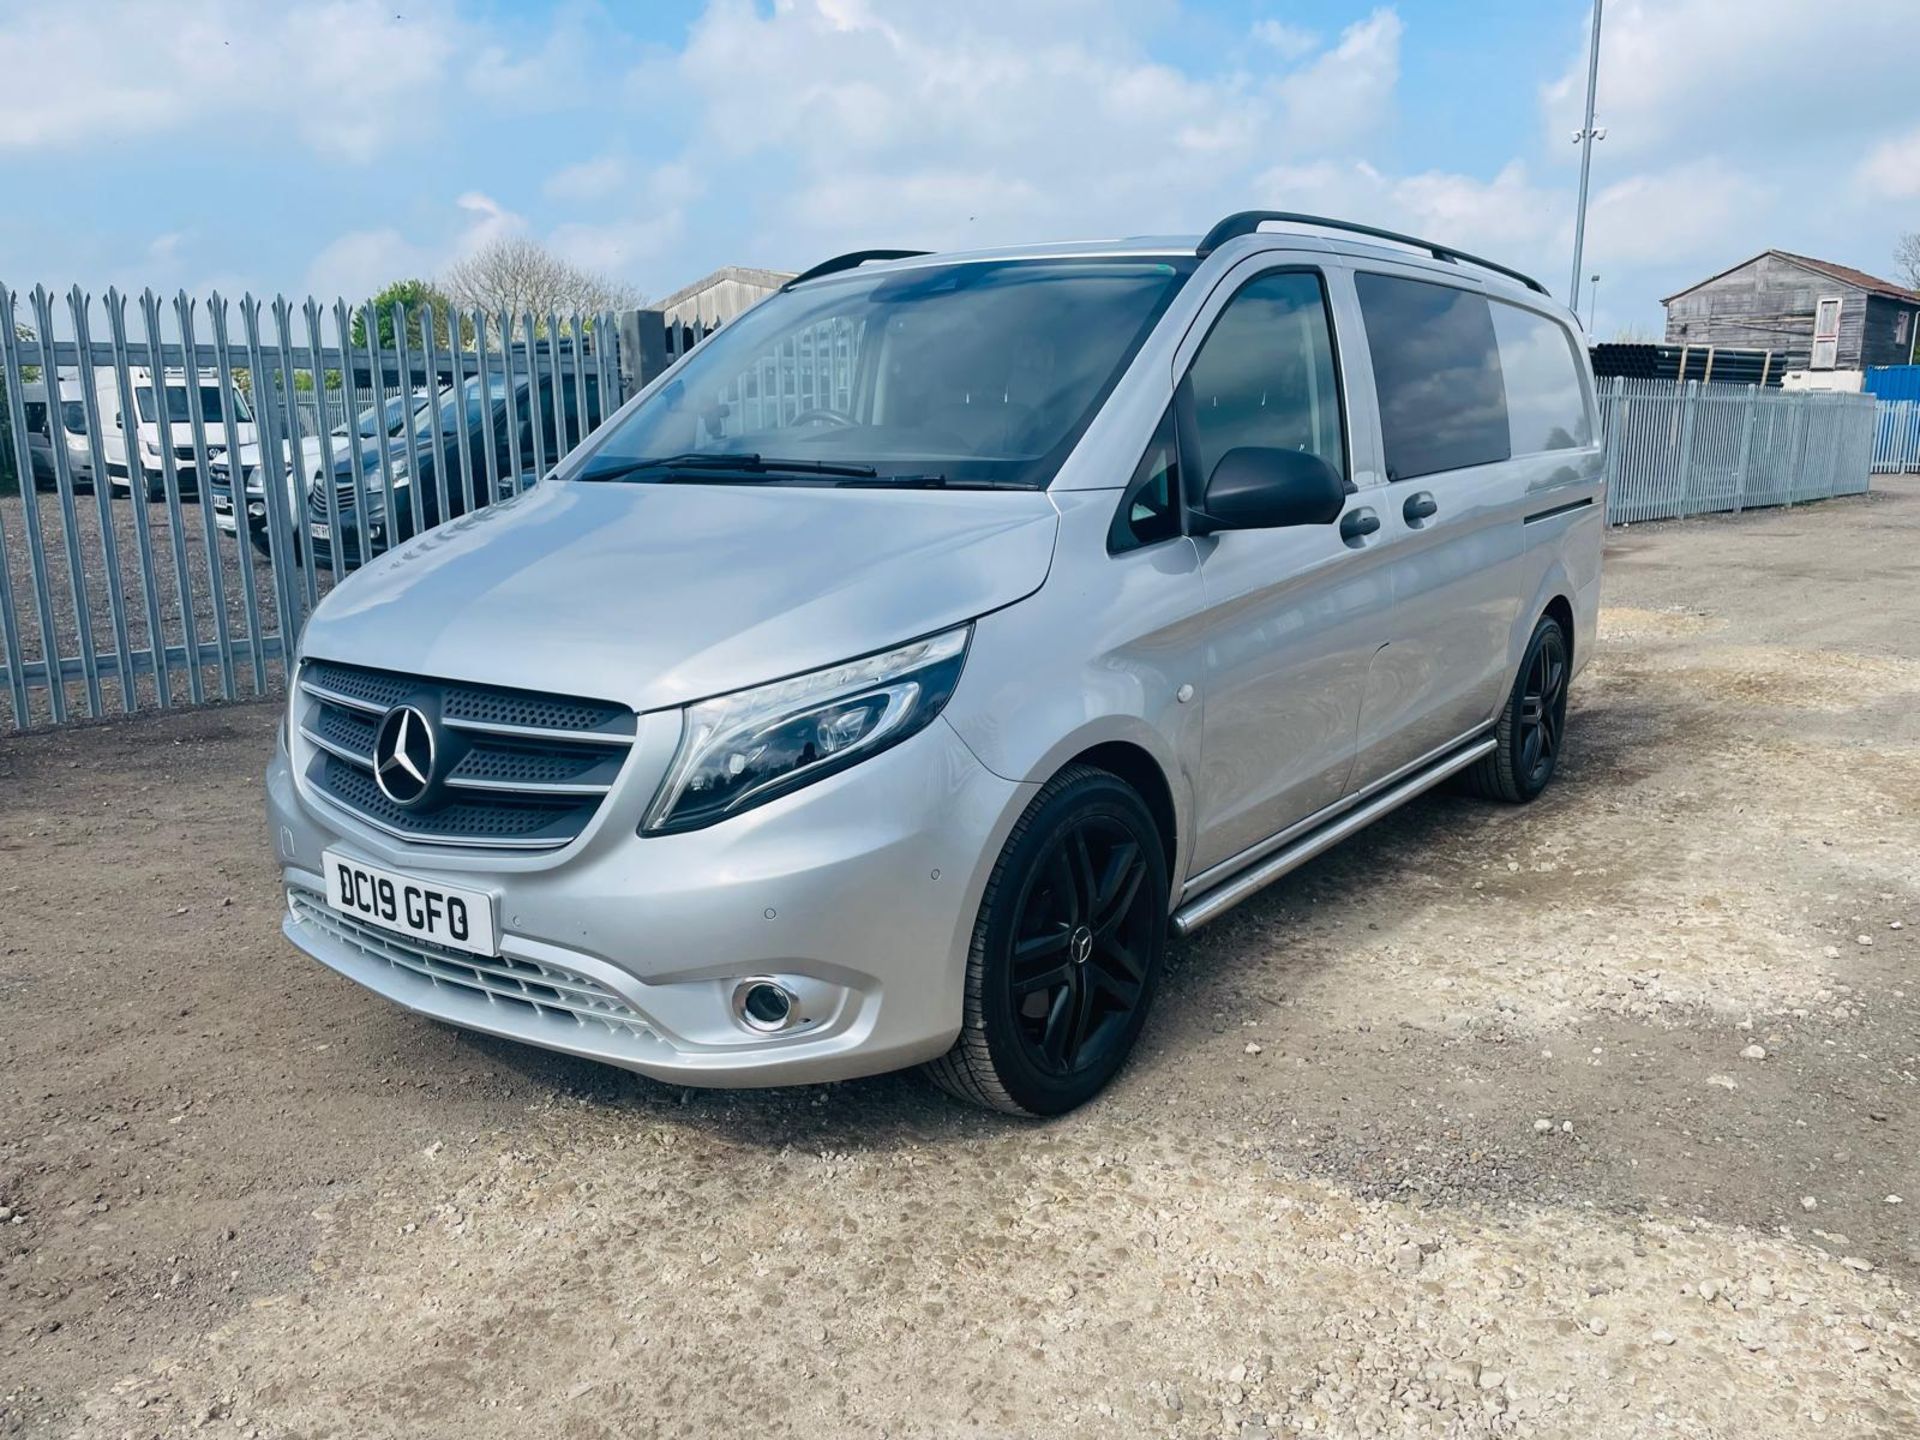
(95, 366, 255, 502)
(19, 376, 95, 491)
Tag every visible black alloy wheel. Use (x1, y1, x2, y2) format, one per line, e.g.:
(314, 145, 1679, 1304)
(1517, 625, 1568, 790)
(1007, 811, 1155, 1079)
(926, 765, 1168, 1115)
(1463, 612, 1572, 804)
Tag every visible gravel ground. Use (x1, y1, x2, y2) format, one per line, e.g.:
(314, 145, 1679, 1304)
(0, 488, 332, 729)
(2, 481, 1917, 1438)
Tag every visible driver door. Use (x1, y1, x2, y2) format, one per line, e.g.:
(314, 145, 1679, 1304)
(1180, 263, 1395, 877)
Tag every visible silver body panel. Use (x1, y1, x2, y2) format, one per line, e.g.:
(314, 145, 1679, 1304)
(269, 227, 1605, 1086)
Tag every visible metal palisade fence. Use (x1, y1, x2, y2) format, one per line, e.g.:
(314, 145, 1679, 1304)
(1870, 398, 1920, 475)
(1599, 377, 1878, 525)
(0, 283, 661, 731)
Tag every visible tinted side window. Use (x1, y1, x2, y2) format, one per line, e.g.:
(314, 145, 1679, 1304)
(1491, 302, 1592, 454)
(1182, 271, 1345, 495)
(23, 401, 48, 436)
(1355, 273, 1508, 481)
(1109, 405, 1181, 554)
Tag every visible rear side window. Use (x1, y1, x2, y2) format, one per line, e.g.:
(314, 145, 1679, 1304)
(1354, 272, 1508, 481)
(23, 400, 48, 436)
(1181, 270, 1345, 492)
(1491, 302, 1592, 454)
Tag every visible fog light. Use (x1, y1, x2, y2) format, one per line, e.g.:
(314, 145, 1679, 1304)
(732, 978, 798, 1034)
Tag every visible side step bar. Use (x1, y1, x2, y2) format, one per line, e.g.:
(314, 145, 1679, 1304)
(1171, 735, 1497, 937)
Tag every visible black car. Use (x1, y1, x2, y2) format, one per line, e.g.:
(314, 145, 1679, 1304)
(300, 371, 604, 572)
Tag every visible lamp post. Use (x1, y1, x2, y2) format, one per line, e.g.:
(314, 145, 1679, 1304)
(1568, 0, 1605, 314)
(1587, 275, 1600, 332)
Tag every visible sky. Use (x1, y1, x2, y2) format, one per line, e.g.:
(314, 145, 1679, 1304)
(3, 0, 1918, 339)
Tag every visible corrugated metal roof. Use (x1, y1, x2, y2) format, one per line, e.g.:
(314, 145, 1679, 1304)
(1771, 252, 1920, 304)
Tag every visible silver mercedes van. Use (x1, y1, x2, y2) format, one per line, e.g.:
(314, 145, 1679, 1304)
(267, 212, 1603, 1115)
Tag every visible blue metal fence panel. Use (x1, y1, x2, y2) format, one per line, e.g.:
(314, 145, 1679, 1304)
(1864, 365, 1920, 404)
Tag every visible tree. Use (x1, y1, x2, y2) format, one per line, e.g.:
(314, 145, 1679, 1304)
(1896, 232, 1920, 293)
(442, 237, 642, 333)
(350, 278, 463, 352)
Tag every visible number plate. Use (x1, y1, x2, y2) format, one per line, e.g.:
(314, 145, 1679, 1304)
(311, 520, 331, 542)
(323, 850, 497, 956)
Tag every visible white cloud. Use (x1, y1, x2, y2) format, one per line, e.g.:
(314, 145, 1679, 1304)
(303, 193, 523, 299)
(1275, 9, 1401, 152)
(549, 212, 686, 289)
(661, 0, 1398, 252)
(0, 0, 546, 162)
(1584, 162, 1774, 269)
(1253, 159, 1566, 279)
(1541, 0, 1920, 160)
(1855, 125, 1920, 201)
(1251, 19, 1318, 61)
(450, 192, 526, 258)
(304, 229, 439, 301)
(545, 155, 632, 204)
(19, 0, 1920, 338)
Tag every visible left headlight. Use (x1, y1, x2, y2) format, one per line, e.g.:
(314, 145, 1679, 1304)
(641, 624, 972, 834)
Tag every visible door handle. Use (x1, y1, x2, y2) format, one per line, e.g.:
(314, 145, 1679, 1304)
(1403, 491, 1438, 523)
(1339, 507, 1381, 543)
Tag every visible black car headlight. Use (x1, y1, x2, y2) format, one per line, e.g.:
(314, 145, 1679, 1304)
(641, 624, 971, 834)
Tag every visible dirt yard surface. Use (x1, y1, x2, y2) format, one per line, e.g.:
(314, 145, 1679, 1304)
(3, 483, 1917, 1439)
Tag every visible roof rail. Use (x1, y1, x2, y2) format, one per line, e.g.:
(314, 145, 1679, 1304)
(1196, 211, 1549, 296)
(782, 249, 931, 291)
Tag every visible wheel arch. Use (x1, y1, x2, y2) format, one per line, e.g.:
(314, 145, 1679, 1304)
(1063, 739, 1179, 889)
(1511, 556, 1578, 680)
(1542, 592, 1575, 670)
(989, 716, 1190, 903)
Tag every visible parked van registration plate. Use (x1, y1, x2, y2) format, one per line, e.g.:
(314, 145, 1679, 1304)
(323, 850, 497, 956)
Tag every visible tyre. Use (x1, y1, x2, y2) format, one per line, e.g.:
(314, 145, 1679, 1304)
(925, 764, 1168, 1116)
(1463, 612, 1570, 803)
(145, 476, 166, 504)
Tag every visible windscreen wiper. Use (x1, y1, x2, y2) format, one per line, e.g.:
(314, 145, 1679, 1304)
(579, 453, 880, 482)
(826, 474, 1026, 490)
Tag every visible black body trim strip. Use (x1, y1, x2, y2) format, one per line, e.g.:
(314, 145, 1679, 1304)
(1523, 496, 1594, 525)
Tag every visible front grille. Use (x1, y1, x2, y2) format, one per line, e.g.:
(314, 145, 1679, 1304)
(175, 444, 198, 460)
(309, 477, 360, 512)
(288, 886, 656, 1044)
(297, 658, 635, 850)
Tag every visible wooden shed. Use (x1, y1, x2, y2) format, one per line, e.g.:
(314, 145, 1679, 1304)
(1663, 250, 1920, 374)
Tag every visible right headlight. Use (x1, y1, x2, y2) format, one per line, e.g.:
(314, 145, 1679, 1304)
(641, 624, 972, 834)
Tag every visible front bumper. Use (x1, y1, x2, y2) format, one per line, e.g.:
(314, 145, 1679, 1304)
(267, 714, 1032, 1087)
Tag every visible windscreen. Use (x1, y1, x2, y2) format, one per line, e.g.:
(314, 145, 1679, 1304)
(135, 384, 251, 425)
(578, 257, 1195, 489)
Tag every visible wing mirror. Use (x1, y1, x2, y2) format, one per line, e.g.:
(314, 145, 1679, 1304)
(1190, 446, 1348, 534)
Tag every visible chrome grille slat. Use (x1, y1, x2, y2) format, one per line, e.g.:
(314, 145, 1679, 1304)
(300, 722, 371, 767)
(443, 775, 612, 797)
(288, 888, 656, 1043)
(296, 658, 635, 851)
(299, 676, 385, 715)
